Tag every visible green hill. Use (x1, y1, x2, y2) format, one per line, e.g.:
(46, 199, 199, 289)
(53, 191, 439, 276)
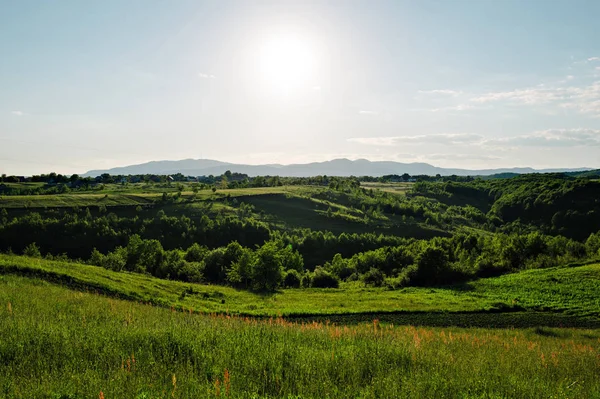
(1, 254, 598, 327)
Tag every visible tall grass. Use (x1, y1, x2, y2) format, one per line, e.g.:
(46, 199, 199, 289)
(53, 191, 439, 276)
(1, 274, 599, 398)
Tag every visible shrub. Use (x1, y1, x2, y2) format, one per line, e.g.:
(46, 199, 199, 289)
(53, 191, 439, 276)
(362, 267, 384, 287)
(23, 242, 41, 258)
(185, 243, 208, 263)
(311, 268, 339, 288)
(283, 270, 301, 288)
(300, 273, 312, 288)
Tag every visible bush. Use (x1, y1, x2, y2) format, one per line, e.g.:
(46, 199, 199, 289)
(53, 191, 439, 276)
(300, 273, 312, 288)
(311, 268, 339, 288)
(362, 267, 384, 287)
(23, 242, 41, 258)
(283, 270, 301, 288)
(185, 243, 208, 262)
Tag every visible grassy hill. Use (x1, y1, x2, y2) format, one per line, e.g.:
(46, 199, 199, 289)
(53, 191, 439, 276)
(1, 272, 599, 398)
(1, 254, 598, 327)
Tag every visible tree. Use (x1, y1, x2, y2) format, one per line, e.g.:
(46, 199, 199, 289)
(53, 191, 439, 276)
(586, 232, 600, 257)
(250, 241, 283, 291)
(227, 249, 254, 288)
(411, 246, 450, 285)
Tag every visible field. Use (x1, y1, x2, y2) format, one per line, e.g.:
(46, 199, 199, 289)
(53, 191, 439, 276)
(2, 274, 599, 399)
(1, 255, 599, 327)
(2, 175, 600, 397)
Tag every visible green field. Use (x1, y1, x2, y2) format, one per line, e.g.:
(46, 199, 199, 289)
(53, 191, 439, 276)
(1, 254, 599, 327)
(1, 274, 599, 398)
(2, 174, 600, 397)
(0, 186, 311, 209)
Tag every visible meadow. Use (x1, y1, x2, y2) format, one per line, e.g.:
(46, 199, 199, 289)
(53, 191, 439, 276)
(2, 173, 600, 397)
(1, 274, 599, 399)
(1, 255, 598, 327)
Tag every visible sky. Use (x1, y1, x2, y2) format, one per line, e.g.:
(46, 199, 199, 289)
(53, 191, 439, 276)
(2, 0, 600, 175)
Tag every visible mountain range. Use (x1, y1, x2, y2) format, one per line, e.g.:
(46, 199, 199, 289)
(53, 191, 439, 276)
(83, 158, 591, 178)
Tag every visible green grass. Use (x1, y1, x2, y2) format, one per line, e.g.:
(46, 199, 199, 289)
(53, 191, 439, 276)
(1, 254, 598, 327)
(1, 274, 599, 398)
(0, 186, 313, 209)
(360, 182, 412, 195)
(243, 193, 446, 238)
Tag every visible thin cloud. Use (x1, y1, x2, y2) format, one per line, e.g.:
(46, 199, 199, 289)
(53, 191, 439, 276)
(588, 57, 600, 62)
(11, 111, 25, 116)
(418, 89, 463, 96)
(426, 153, 502, 161)
(484, 129, 600, 148)
(470, 81, 600, 117)
(348, 133, 484, 146)
(198, 72, 215, 79)
(429, 104, 477, 112)
(358, 110, 378, 115)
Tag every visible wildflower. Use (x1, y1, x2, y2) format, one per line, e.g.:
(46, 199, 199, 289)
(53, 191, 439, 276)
(224, 369, 230, 397)
(215, 377, 221, 397)
(7, 302, 12, 315)
(99, 392, 105, 399)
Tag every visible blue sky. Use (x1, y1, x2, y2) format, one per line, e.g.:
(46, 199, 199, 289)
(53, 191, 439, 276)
(2, 0, 600, 175)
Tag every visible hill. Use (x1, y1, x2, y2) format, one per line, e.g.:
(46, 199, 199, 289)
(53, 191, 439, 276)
(83, 158, 592, 178)
(1, 254, 598, 326)
(3, 272, 599, 398)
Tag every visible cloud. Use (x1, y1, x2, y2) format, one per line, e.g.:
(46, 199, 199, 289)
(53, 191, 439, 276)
(348, 133, 484, 146)
(312, 86, 322, 91)
(350, 129, 600, 150)
(484, 129, 600, 148)
(588, 57, 600, 62)
(11, 111, 24, 116)
(470, 87, 563, 104)
(418, 89, 463, 96)
(426, 153, 502, 161)
(358, 110, 378, 115)
(429, 104, 477, 112)
(198, 72, 215, 79)
(470, 81, 600, 117)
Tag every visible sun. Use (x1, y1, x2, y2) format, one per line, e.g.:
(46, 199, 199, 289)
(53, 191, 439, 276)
(257, 33, 317, 95)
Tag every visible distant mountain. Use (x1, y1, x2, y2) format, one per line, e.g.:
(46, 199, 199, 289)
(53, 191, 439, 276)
(83, 158, 591, 178)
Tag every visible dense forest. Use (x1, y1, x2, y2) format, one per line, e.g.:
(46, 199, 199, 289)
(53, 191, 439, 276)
(1, 172, 599, 291)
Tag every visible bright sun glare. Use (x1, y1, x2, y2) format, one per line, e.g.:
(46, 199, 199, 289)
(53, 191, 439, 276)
(258, 34, 316, 94)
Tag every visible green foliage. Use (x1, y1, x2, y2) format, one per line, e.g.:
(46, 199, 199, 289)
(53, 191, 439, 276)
(22, 242, 41, 258)
(251, 241, 284, 291)
(362, 267, 385, 287)
(310, 267, 339, 288)
(283, 269, 301, 288)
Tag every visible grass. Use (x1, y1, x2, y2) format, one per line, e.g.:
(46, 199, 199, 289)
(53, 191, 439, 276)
(1, 254, 598, 327)
(243, 193, 446, 238)
(0, 186, 313, 209)
(1, 274, 599, 398)
(360, 182, 412, 195)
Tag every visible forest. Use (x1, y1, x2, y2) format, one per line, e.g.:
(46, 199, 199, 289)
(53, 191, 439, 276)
(1, 172, 599, 292)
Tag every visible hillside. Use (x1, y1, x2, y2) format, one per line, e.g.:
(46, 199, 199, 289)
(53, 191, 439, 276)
(2, 273, 599, 398)
(83, 158, 592, 178)
(1, 254, 598, 326)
